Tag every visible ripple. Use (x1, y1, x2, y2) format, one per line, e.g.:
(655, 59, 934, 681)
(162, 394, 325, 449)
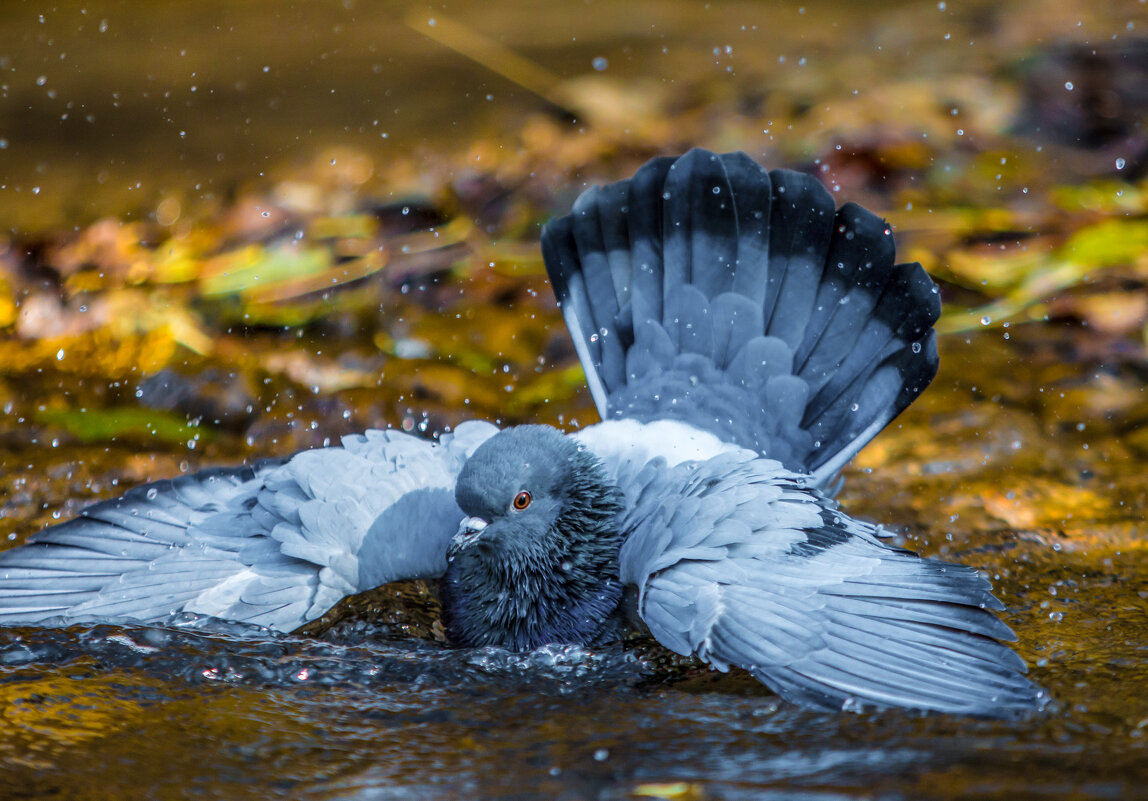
(0, 618, 649, 696)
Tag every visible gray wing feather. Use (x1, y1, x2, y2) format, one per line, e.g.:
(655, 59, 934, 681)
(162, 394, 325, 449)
(0, 421, 498, 631)
(615, 451, 1043, 715)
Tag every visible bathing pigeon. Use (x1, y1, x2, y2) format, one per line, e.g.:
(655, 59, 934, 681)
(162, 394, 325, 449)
(0, 149, 1043, 715)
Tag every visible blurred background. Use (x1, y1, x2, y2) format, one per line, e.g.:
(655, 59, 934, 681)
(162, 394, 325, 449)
(4, 0, 1145, 231)
(1, 1, 1147, 799)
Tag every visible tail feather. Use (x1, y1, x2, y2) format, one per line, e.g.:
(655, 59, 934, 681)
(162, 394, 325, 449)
(624, 156, 675, 331)
(570, 186, 628, 389)
(541, 217, 612, 414)
(810, 261, 939, 399)
(662, 150, 740, 298)
(761, 168, 837, 347)
(793, 202, 897, 380)
(665, 284, 713, 356)
(542, 148, 939, 483)
(711, 292, 763, 369)
(718, 152, 773, 303)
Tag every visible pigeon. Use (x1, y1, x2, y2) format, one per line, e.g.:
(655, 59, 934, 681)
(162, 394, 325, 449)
(0, 148, 1044, 715)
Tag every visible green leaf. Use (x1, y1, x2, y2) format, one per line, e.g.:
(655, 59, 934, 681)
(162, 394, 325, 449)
(35, 407, 214, 445)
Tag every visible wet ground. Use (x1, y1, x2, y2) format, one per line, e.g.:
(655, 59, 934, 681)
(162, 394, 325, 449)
(2, 1, 1148, 799)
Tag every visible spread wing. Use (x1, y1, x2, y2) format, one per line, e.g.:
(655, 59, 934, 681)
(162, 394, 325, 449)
(614, 449, 1044, 715)
(0, 421, 497, 631)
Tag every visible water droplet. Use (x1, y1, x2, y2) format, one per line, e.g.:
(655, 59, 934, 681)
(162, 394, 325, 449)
(911, 341, 922, 353)
(55, 348, 65, 361)
(1116, 157, 1126, 170)
(980, 315, 992, 325)
(146, 488, 158, 500)
(592, 57, 608, 71)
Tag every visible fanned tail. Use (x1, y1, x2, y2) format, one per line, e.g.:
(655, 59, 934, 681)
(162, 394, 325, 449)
(542, 148, 939, 486)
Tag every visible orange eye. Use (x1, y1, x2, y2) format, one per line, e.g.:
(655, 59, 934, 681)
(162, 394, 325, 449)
(512, 490, 532, 510)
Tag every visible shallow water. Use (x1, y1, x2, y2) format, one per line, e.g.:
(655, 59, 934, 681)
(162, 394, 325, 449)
(1, 328, 1145, 801)
(2, 0, 1148, 799)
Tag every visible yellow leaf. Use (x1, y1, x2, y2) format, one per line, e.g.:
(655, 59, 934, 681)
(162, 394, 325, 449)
(1070, 293, 1148, 335)
(632, 782, 705, 799)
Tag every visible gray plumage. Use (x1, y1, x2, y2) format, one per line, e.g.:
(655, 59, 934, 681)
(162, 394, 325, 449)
(0, 424, 496, 629)
(441, 426, 625, 651)
(0, 149, 1044, 716)
(542, 149, 939, 485)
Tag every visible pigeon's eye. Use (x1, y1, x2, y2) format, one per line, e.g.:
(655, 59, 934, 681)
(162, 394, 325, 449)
(512, 490, 532, 511)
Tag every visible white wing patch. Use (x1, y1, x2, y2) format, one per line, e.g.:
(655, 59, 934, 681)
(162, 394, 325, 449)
(575, 418, 745, 472)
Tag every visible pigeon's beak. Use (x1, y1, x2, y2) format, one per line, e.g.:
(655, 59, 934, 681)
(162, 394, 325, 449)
(455, 515, 489, 542)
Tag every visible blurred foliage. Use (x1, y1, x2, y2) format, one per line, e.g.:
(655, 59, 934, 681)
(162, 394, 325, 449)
(34, 406, 211, 446)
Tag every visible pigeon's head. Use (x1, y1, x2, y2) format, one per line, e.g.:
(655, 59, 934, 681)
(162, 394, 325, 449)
(441, 425, 625, 651)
